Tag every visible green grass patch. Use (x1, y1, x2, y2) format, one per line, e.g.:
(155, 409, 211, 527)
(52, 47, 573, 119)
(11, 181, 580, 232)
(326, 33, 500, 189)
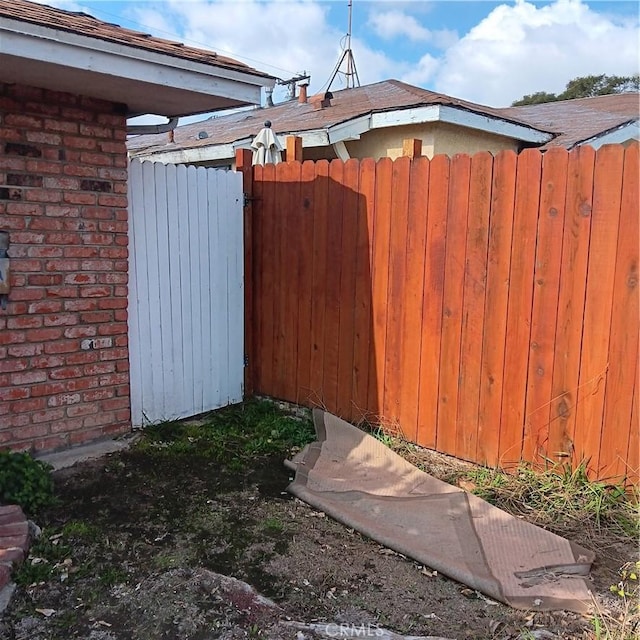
(134, 399, 315, 467)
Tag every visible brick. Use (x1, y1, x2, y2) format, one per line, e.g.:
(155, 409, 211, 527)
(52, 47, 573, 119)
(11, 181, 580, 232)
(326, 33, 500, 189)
(63, 192, 95, 205)
(47, 393, 81, 407)
(10, 423, 50, 442)
(46, 286, 78, 298)
(67, 404, 98, 418)
(7, 315, 42, 329)
(116, 359, 130, 372)
(28, 274, 62, 286)
(7, 202, 43, 215)
(63, 326, 96, 339)
(50, 418, 84, 433)
(45, 119, 78, 133)
(8, 231, 46, 245)
(49, 366, 83, 380)
(101, 396, 130, 411)
(4, 141, 42, 156)
(12, 258, 42, 271)
(25, 328, 63, 342)
(10, 370, 47, 385)
(63, 247, 99, 259)
(80, 180, 112, 192)
(99, 248, 127, 259)
(83, 411, 115, 428)
(44, 314, 78, 327)
(7, 344, 43, 357)
(83, 362, 115, 376)
(83, 388, 114, 402)
(27, 246, 63, 258)
(0, 187, 23, 201)
(62, 135, 96, 150)
(98, 194, 127, 207)
(45, 259, 80, 272)
(25, 131, 62, 145)
(81, 207, 112, 220)
(27, 189, 63, 203)
(80, 337, 112, 350)
(79, 286, 111, 298)
(97, 298, 127, 310)
(6, 174, 43, 187)
(97, 323, 127, 336)
(31, 356, 65, 369)
(10, 397, 46, 412)
(31, 409, 66, 424)
(65, 273, 97, 285)
(0, 331, 26, 345)
(63, 164, 98, 178)
(27, 300, 63, 314)
(43, 176, 80, 190)
(44, 206, 79, 218)
(0, 359, 28, 373)
(44, 340, 81, 354)
(25, 160, 61, 174)
(64, 299, 97, 312)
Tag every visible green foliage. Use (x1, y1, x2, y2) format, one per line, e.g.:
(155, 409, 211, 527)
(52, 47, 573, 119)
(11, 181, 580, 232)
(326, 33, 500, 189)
(463, 461, 638, 542)
(135, 399, 315, 467)
(511, 73, 639, 105)
(13, 531, 71, 587)
(0, 450, 55, 516)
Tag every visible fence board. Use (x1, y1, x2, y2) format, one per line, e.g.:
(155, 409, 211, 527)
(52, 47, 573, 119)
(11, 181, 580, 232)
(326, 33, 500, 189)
(438, 154, 471, 455)
(295, 161, 317, 405)
(499, 149, 541, 466)
(282, 162, 302, 401)
(384, 157, 411, 428)
(574, 145, 624, 473)
(522, 148, 568, 463)
(416, 154, 449, 449)
(400, 157, 429, 441)
(456, 152, 492, 461)
(368, 158, 393, 419)
(548, 146, 595, 464)
(309, 161, 330, 406)
(352, 158, 377, 423)
(599, 144, 638, 479)
(629, 378, 639, 485)
(336, 159, 360, 418)
(476, 151, 517, 465)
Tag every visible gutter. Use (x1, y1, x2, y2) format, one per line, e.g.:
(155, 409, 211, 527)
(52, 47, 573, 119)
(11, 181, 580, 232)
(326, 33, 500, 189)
(127, 117, 179, 136)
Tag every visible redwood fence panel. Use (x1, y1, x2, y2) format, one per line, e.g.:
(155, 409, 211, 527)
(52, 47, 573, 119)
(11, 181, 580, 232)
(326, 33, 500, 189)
(248, 144, 638, 484)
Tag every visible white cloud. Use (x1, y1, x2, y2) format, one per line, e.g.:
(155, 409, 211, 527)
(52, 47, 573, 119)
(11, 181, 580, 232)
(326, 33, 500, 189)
(368, 10, 457, 49)
(432, 0, 640, 106)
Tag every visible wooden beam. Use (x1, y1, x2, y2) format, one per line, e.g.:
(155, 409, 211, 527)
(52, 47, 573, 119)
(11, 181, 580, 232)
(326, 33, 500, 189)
(235, 148, 255, 396)
(402, 138, 422, 158)
(286, 136, 303, 162)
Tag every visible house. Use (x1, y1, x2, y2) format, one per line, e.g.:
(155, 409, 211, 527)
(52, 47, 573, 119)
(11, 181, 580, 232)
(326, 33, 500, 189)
(502, 93, 640, 150)
(127, 79, 639, 167)
(0, 0, 273, 452)
(127, 80, 555, 167)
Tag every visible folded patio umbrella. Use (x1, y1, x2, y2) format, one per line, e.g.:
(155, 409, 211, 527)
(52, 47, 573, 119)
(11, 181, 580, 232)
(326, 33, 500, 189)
(251, 121, 283, 166)
(286, 409, 596, 613)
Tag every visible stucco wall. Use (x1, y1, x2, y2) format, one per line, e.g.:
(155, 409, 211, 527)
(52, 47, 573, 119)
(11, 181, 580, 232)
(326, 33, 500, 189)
(344, 121, 519, 160)
(0, 82, 131, 452)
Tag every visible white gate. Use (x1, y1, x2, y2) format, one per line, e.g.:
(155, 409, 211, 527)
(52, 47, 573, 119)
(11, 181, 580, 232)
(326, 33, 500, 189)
(127, 160, 244, 426)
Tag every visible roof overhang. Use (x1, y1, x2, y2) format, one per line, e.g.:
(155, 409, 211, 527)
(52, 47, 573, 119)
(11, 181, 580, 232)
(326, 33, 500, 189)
(574, 120, 639, 149)
(130, 102, 554, 163)
(0, 17, 274, 118)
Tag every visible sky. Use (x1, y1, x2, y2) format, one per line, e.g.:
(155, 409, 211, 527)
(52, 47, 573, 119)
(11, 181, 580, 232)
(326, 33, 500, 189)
(34, 0, 640, 123)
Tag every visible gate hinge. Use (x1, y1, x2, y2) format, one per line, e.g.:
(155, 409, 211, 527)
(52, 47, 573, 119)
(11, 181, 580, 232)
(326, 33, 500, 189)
(244, 354, 249, 367)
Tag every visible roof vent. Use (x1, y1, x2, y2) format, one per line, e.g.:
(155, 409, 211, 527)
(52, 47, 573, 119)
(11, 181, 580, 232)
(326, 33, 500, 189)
(310, 91, 332, 111)
(197, 131, 208, 139)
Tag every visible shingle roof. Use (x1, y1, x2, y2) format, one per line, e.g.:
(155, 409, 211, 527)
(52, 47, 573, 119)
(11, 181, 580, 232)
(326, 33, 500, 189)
(500, 93, 639, 149)
(128, 79, 550, 155)
(0, 0, 272, 79)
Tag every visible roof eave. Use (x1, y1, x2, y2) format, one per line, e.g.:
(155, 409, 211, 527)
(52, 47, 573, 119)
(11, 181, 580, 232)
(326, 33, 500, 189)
(570, 119, 639, 150)
(0, 18, 274, 117)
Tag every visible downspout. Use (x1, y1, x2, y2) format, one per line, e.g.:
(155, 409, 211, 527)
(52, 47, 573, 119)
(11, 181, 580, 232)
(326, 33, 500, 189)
(126, 117, 179, 136)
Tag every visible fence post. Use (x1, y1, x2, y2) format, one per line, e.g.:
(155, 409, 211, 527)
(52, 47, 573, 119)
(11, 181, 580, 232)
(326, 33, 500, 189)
(235, 148, 255, 397)
(402, 138, 423, 158)
(286, 135, 303, 162)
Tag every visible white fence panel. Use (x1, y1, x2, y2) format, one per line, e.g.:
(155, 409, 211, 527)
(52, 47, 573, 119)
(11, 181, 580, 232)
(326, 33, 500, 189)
(128, 160, 244, 426)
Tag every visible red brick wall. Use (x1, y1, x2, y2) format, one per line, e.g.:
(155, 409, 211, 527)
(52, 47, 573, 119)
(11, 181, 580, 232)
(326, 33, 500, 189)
(0, 83, 131, 452)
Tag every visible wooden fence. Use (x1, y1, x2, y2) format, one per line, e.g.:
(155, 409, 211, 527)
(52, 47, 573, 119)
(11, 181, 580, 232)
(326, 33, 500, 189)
(241, 144, 638, 483)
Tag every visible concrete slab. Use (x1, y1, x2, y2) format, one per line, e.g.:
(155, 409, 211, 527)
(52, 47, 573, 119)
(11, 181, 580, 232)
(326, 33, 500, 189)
(36, 436, 135, 471)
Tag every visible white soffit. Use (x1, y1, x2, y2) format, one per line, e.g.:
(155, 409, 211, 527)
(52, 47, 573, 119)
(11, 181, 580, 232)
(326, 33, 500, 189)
(370, 104, 553, 144)
(576, 120, 639, 149)
(0, 18, 273, 117)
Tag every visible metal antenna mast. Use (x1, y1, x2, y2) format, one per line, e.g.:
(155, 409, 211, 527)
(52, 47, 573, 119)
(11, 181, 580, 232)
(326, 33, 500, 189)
(327, 0, 360, 91)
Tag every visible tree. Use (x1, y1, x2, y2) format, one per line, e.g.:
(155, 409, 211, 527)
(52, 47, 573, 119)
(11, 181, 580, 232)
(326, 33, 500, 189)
(511, 74, 639, 106)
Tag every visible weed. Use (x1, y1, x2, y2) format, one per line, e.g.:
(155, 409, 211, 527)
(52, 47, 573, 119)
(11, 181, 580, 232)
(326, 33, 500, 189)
(134, 399, 315, 468)
(461, 461, 638, 545)
(262, 517, 284, 534)
(98, 566, 128, 587)
(61, 520, 100, 541)
(0, 451, 55, 516)
(14, 530, 71, 587)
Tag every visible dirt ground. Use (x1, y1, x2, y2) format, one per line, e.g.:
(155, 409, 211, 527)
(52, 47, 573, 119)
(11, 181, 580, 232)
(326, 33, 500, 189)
(0, 414, 636, 640)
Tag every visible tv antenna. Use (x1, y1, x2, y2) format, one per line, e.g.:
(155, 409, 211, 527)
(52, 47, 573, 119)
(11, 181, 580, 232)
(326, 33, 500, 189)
(327, 0, 360, 91)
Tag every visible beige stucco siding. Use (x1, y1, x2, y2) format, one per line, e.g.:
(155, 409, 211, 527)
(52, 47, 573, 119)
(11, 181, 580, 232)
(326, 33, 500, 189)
(343, 121, 519, 160)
